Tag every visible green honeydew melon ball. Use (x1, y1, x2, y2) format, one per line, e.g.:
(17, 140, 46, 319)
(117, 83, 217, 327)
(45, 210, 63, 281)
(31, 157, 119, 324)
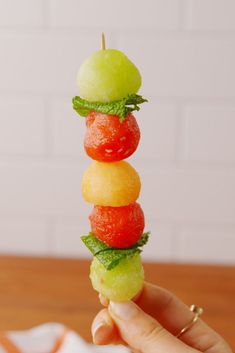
(90, 254, 144, 302)
(77, 49, 141, 102)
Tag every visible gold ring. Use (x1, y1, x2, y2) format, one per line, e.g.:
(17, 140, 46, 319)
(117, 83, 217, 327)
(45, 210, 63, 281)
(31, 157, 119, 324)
(176, 304, 204, 338)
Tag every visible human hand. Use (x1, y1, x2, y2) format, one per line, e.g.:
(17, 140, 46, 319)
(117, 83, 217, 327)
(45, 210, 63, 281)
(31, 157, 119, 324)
(91, 282, 232, 353)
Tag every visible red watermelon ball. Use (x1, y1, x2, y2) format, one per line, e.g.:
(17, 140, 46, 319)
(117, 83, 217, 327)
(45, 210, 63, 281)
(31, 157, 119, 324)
(89, 202, 145, 248)
(84, 111, 140, 162)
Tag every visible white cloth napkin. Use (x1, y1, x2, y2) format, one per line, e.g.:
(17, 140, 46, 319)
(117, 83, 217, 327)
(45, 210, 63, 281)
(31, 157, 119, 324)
(0, 323, 130, 353)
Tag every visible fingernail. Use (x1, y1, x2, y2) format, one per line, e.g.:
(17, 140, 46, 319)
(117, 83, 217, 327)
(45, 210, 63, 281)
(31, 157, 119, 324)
(109, 301, 138, 320)
(99, 293, 109, 307)
(91, 315, 112, 344)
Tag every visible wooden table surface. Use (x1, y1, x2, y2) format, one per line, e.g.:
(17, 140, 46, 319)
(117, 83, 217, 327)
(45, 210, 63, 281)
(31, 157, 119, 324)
(0, 256, 234, 350)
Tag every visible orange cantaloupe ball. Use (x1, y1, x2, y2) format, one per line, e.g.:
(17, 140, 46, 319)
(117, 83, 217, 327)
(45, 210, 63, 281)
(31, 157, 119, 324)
(82, 161, 141, 207)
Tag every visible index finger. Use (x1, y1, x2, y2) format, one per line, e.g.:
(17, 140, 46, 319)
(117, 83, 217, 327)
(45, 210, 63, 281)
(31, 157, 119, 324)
(135, 282, 232, 353)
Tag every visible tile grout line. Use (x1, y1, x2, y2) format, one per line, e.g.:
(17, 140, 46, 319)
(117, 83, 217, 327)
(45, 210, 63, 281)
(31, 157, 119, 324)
(43, 96, 54, 159)
(41, 0, 53, 30)
(178, 0, 189, 31)
(174, 103, 186, 164)
(0, 27, 235, 39)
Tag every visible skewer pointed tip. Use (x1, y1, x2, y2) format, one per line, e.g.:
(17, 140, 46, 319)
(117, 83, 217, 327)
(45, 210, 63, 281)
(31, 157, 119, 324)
(101, 32, 106, 50)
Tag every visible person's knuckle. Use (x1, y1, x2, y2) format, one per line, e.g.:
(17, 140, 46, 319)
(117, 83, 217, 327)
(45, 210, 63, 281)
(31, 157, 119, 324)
(160, 289, 175, 315)
(141, 323, 167, 347)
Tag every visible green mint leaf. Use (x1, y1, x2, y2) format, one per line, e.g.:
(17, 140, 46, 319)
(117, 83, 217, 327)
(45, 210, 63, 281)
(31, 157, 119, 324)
(72, 94, 148, 121)
(81, 233, 109, 256)
(81, 232, 150, 270)
(96, 248, 141, 270)
(134, 232, 150, 247)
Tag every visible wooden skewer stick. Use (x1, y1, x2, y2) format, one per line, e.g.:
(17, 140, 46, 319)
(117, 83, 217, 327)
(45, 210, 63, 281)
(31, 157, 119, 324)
(101, 32, 106, 50)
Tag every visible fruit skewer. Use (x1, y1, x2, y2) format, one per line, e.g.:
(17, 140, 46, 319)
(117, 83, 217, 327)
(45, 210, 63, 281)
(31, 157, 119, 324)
(73, 34, 149, 301)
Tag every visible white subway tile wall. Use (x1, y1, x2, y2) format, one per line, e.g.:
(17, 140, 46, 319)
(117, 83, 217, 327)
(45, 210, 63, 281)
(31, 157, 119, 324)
(185, 0, 235, 31)
(0, 0, 234, 264)
(0, 99, 45, 155)
(50, 0, 181, 30)
(0, 0, 44, 26)
(183, 106, 235, 163)
(0, 218, 48, 255)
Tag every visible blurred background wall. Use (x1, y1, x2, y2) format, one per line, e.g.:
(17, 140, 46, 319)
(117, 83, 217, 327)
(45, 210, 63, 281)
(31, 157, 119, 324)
(0, 0, 235, 264)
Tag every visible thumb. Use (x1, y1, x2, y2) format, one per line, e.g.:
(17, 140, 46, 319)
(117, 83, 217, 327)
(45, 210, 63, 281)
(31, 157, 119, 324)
(108, 301, 197, 353)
